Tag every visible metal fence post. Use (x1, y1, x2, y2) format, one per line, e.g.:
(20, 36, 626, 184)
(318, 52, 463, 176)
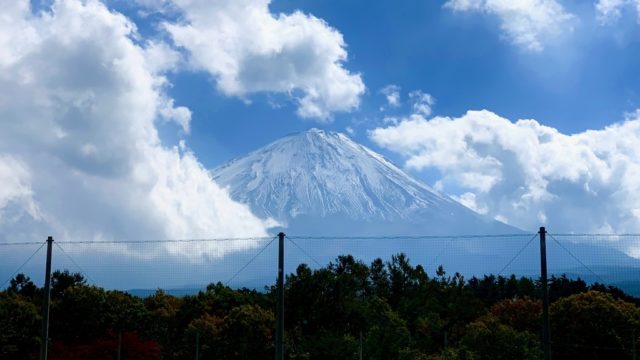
(540, 227, 551, 360)
(39, 236, 54, 360)
(275, 232, 285, 360)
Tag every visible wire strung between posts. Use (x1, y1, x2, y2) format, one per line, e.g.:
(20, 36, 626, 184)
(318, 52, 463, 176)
(550, 233, 640, 237)
(497, 233, 539, 276)
(8, 233, 616, 246)
(55, 237, 274, 245)
(548, 233, 607, 284)
(287, 234, 534, 241)
(0, 240, 46, 289)
(288, 237, 323, 267)
(54, 242, 97, 286)
(3, 233, 640, 247)
(0, 241, 47, 246)
(225, 236, 277, 286)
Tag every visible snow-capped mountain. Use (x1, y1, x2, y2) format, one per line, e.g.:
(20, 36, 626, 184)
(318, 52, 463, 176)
(210, 129, 640, 285)
(211, 128, 516, 236)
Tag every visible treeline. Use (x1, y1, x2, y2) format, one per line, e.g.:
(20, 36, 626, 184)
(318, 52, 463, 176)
(1, 254, 640, 359)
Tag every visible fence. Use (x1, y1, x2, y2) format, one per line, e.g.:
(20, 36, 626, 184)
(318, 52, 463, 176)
(4, 232, 638, 292)
(2, 228, 640, 359)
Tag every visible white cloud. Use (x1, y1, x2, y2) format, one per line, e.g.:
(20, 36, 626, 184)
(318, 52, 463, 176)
(0, 0, 272, 258)
(379, 87, 435, 116)
(444, 0, 576, 51)
(157, 0, 365, 121)
(409, 90, 435, 117)
(0, 155, 39, 223)
(453, 192, 489, 215)
(369, 110, 640, 249)
(379, 84, 401, 110)
(159, 98, 192, 133)
(596, 0, 640, 23)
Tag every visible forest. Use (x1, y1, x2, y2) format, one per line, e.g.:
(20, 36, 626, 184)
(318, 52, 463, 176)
(1, 253, 640, 359)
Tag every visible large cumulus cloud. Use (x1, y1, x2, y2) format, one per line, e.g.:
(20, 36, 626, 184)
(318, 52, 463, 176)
(0, 0, 273, 259)
(157, 0, 365, 120)
(370, 110, 640, 244)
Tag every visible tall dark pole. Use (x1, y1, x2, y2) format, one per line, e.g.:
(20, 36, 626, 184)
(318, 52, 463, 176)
(633, 330, 637, 360)
(539, 227, 551, 360)
(275, 232, 285, 360)
(117, 331, 122, 360)
(40, 236, 53, 360)
(195, 331, 200, 360)
(359, 330, 363, 360)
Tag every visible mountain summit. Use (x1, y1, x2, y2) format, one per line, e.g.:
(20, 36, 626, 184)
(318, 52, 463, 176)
(211, 129, 639, 279)
(211, 129, 516, 235)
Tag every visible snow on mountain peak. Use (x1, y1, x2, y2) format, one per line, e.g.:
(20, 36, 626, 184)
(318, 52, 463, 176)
(211, 129, 515, 235)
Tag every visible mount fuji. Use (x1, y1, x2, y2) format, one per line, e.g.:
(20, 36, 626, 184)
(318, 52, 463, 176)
(210, 129, 640, 284)
(211, 128, 516, 236)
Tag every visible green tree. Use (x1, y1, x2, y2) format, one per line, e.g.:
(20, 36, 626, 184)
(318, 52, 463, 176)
(51, 270, 86, 299)
(294, 329, 358, 360)
(364, 297, 412, 360)
(550, 290, 640, 359)
(456, 315, 541, 360)
(0, 293, 40, 360)
(219, 304, 274, 358)
(182, 313, 223, 359)
(49, 285, 147, 345)
(143, 289, 182, 353)
(185, 304, 274, 360)
(488, 297, 541, 333)
(370, 258, 390, 300)
(285, 256, 369, 336)
(7, 273, 38, 299)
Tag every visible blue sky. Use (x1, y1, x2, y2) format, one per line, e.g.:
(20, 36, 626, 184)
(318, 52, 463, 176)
(109, 0, 640, 168)
(3, 0, 640, 267)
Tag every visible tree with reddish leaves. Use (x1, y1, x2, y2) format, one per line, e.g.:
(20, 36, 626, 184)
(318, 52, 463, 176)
(49, 331, 161, 360)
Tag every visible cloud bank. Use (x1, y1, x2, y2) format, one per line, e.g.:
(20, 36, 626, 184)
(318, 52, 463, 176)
(0, 0, 273, 259)
(444, 0, 575, 51)
(370, 110, 640, 246)
(158, 0, 365, 120)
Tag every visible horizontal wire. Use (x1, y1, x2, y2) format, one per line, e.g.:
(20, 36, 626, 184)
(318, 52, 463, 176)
(0, 234, 538, 246)
(0, 242, 49, 246)
(550, 233, 640, 237)
(55, 237, 273, 244)
(2, 233, 640, 247)
(287, 233, 535, 240)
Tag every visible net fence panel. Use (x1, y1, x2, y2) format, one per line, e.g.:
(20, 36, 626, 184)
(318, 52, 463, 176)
(3, 233, 640, 296)
(286, 234, 540, 279)
(546, 233, 640, 296)
(0, 241, 48, 288)
(1, 238, 279, 295)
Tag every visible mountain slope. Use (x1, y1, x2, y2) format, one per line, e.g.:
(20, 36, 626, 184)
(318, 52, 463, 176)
(211, 128, 517, 235)
(209, 129, 640, 284)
